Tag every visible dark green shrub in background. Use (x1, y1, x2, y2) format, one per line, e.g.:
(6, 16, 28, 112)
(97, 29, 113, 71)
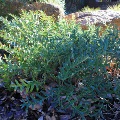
(0, 10, 120, 119)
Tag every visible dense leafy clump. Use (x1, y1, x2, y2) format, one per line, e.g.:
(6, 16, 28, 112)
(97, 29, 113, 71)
(0, 10, 120, 119)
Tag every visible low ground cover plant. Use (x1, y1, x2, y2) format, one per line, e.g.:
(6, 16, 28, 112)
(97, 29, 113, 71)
(108, 4, 120, 11)
(81, 6, 100, 12)
(0, 10, 120, 119)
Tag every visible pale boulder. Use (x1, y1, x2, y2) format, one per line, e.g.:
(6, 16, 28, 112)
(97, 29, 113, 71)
(64, 10, 120, 31)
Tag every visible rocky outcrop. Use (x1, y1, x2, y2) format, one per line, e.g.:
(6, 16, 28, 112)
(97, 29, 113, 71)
(0, 1, 65, 20)
(23, 2, 65, 20)
(64, 10, 120, 31)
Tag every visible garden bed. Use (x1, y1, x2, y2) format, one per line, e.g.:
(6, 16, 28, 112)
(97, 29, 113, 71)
(0, 1, 120, 120)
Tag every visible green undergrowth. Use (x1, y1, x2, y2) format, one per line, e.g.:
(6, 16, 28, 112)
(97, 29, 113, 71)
(81, 4, 120, 12)
(0, 10, 120, 119)
(108, 4, 120, 11)
(81, 6, 100, 12)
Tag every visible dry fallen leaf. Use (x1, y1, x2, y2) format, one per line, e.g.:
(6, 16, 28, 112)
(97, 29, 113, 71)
(38, 116, 44, 120)
(45, 115, 51, 120)
(60, 115, 70, 120)
(29, 103, 42, 110)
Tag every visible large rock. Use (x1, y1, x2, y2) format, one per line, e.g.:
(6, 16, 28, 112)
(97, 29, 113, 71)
(0, 1, 65, 20)
(23, 2, 65, 20)
(64, 10, 120, 31)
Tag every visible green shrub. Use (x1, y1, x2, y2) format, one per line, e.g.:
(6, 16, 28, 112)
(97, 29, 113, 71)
(0, 10, 120, 119)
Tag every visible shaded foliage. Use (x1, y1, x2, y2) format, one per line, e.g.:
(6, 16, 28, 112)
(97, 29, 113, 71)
(0, 10, 120, 119)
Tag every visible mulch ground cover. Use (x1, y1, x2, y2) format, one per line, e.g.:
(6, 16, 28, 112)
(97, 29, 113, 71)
(0, 82, 120, 120)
